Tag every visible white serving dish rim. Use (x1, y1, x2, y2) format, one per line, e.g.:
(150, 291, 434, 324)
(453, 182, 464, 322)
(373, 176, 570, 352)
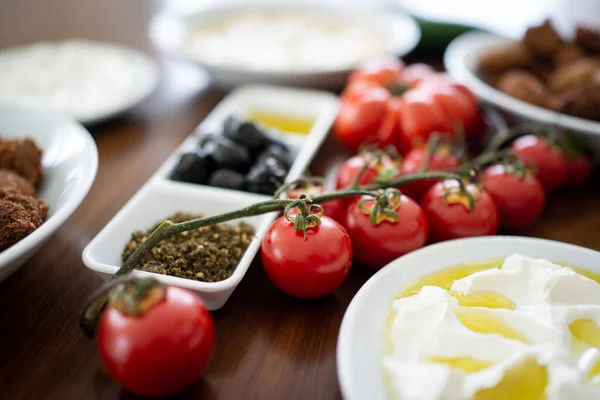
(337, 235, 600, 400)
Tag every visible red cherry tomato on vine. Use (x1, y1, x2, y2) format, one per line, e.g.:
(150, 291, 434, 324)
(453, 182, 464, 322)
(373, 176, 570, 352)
(511, 135, 567, 192)
(564, 154, 593, 189)
(344, 194, 429, 269)
(421, 180, 498, 242)
(261, 215, 353, 299)
(399, 145, 461, 201)
(483, 164, 546, 229)
(98, 286, 215, 397)
(336, 153, 399, 189)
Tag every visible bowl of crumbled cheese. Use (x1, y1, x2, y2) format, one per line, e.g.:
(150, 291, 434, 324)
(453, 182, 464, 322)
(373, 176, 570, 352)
(338, 236, 600, 400)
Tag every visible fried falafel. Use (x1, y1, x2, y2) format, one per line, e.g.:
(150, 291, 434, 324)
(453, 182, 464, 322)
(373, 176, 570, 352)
(0, 137, 43, 186)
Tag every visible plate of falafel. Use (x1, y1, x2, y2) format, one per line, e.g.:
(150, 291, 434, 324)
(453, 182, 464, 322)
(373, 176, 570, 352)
(444, 21, 600, 139)
(0, 102, 97, 281)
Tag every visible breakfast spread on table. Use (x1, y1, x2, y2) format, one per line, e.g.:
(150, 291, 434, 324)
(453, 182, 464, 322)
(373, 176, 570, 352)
(0, 137, 48, 251)
(478, 20, 600, 121)
(3, 6, 600, 399)
(384, 255, 600, 400)
(72, 52, 600, 397)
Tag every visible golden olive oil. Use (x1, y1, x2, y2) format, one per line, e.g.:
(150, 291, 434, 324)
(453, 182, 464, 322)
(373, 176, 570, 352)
(428, 356, 495, 373)
(473, 358, 547, 400)
(247, 111, 314, 135)
(454, 308, 529, 343)
(449, 290, 516, 310)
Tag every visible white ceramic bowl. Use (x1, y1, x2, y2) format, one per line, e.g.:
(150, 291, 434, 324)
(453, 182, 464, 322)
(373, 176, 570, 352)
(0, 102, 98, 281)
(0, 40, 159, 125)
(337, 236, 600, 400)
(148, 3, 420, 88)
(443, 31, 600, 153)
(83, 84, 339, 310)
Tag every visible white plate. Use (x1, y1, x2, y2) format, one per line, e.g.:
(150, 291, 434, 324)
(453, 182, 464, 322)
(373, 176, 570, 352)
(443, 31, 600, 139)
(0, 102, 98, 281)
(149, 3, 420, 88)
(0, 40, 159, 125)
(337, 236, 600, 400)
(83, 84, 339, 310)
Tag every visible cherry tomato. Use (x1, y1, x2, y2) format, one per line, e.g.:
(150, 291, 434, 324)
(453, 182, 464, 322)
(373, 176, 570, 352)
(336, 153, 400, 189)
(421, 180, 498, 242)
(98, 286, 215, 397)
(564, 154, 593, 189)
(344, 194, 429, 269)
(288, 185, 346, 223)
(335, 59, 480, 153)
(511, 135, 567, 192)
(261, 215, 353, 299)
(483, 164, 546, 229)
(399, 145, 461, 201)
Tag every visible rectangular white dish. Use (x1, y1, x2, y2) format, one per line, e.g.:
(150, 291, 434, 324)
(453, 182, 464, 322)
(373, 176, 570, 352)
(82, 84, 339, 310)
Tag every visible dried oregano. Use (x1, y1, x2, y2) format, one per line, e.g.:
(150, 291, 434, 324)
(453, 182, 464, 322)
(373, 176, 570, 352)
(122, 213, 255, 282)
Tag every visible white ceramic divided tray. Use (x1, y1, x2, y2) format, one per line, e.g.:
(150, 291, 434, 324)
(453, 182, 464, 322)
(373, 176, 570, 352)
(83, 84, 339, 309)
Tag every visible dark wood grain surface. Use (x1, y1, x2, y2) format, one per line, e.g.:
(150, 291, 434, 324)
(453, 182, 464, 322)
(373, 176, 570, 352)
(1, 2, 600, 400)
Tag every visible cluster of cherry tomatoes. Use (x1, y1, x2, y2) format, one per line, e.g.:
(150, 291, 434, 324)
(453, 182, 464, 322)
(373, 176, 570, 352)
(258, 58, 594, 301)
(260, 133, 593, 301)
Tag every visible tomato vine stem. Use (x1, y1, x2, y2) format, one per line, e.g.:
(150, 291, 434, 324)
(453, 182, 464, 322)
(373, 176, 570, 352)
(79, 170, 467, 339)
(420, 133, 441, 172)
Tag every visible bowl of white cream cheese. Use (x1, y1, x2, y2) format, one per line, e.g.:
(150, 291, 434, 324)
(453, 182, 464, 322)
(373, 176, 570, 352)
(337, 236, 600, 400)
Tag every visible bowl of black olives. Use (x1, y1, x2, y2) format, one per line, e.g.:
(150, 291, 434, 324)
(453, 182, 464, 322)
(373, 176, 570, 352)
(170, 115, 293, 195)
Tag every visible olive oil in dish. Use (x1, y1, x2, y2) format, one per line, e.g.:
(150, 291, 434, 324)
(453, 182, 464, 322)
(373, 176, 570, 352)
(247, 110, 314, 135)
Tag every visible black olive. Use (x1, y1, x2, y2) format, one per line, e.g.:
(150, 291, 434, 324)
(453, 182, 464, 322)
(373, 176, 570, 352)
(256, 144, 292, 168)
(199, 134, 251, 172)
(222, 120, 272, 153)
(263, 131, 289, 151)
(222, 115, 242, 139)
(209, 169, 246, 191)
(170, 149, 214, 184)
(245, 156, 288, 195)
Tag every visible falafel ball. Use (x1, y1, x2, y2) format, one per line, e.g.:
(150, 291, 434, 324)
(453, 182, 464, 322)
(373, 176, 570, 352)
(576, 26, 600, 54)
(0, 169, 36, 196)
(0, 188, 48, 250)
(523, 20, 564, 57)
(495, 69, 552, 107)
(0, 137, 43, 186)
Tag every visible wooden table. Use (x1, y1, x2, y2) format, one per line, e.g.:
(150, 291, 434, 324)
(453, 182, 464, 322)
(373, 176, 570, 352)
(1, 2, 600, 399)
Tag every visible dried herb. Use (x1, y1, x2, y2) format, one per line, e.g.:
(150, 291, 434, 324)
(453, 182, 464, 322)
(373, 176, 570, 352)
(122, 212, 254, 282)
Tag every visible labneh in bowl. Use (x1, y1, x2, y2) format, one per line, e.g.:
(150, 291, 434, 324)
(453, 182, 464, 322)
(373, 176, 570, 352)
(337, 236, 600, 400)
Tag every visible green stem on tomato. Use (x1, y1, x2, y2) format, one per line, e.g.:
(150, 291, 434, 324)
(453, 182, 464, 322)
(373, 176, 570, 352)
(365, 171, 462, 190)
(79, 171, 467, 339)
(420, 133, 441, 172)
(351, 159, 371, 189)
(481, 122, 542, 155)
(462, 148, 518, 172)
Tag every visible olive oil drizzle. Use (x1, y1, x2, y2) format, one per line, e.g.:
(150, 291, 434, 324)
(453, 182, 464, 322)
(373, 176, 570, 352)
(247, 111, 314, 135)
(384, 259, 600, 399)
